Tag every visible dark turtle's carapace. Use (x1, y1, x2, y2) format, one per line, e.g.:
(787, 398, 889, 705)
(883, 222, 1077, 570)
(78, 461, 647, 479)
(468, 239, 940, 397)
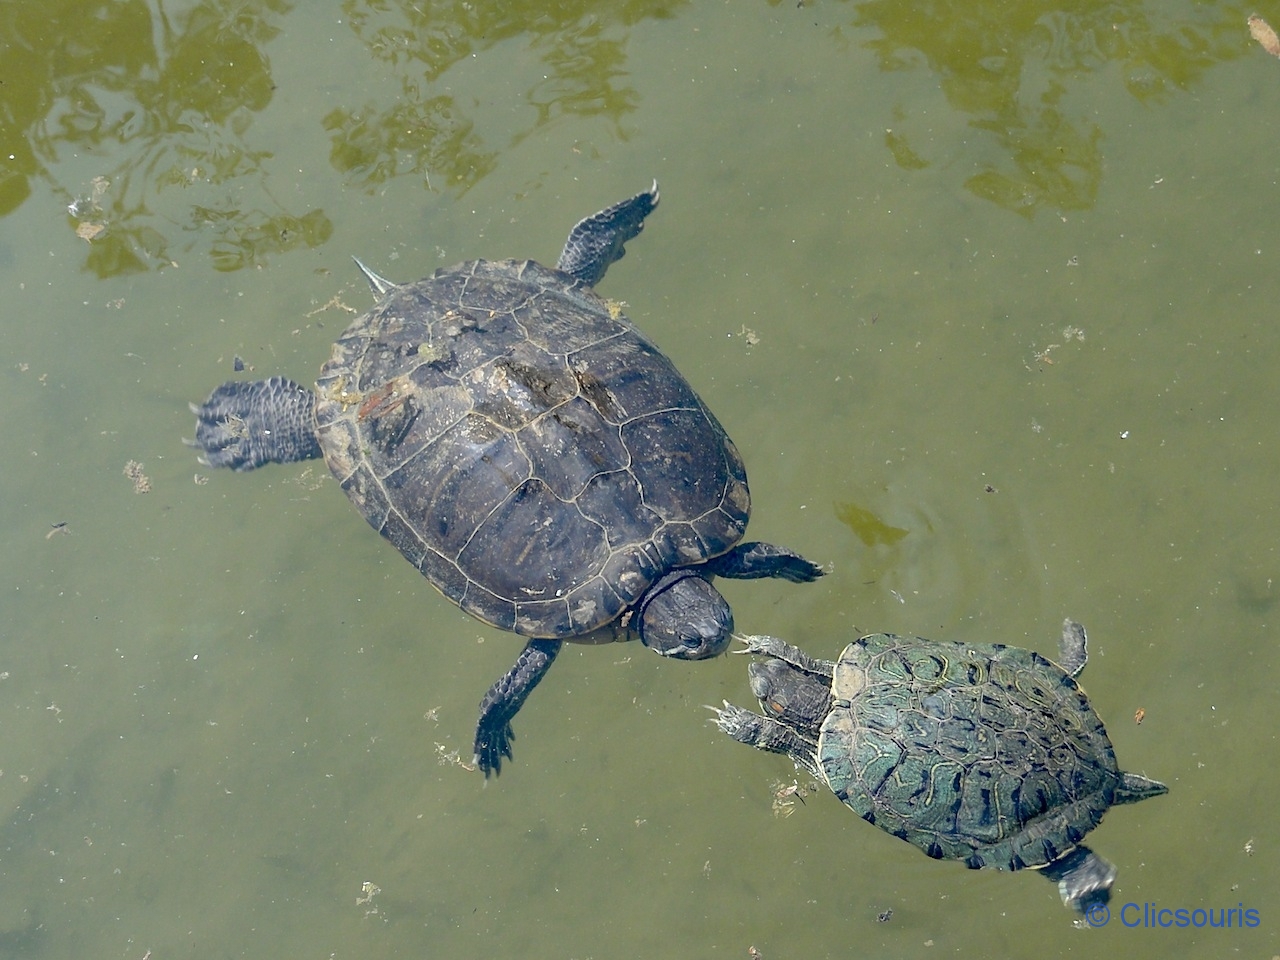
(191, 182, 824, 776)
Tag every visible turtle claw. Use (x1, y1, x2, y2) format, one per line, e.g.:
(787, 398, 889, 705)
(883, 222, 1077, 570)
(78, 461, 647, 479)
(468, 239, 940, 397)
(734, 634, 790, 657)
(704, 700, 736, 721)
(729, 634, 756, 654)
(474, 720, 516, 778)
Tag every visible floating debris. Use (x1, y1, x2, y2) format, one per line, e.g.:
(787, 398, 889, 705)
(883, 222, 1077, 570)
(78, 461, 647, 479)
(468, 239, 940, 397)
(304, 293, 358, 318)
(356, 880, 384, 920)
(1249, 14, 1280, 57)
(1134, 707, 1146, 725)
(67, 176, 109, 219)
(124, 460, 152, 494)
(433, 742, 477, 771)
(69, 175, 110, 241)
(771, 778, 819, 818)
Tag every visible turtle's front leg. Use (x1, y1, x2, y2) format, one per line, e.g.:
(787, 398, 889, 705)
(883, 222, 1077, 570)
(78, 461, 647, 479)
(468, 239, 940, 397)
(704, 541, 825, 584)
(473, 639, 562, 777)
(707, 701, 823, 780)
(557, 181, 659, 286)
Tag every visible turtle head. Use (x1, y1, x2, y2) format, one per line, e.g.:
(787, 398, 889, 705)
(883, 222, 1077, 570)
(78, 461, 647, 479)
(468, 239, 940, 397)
(636, 571, 734, 660)
(747, 659, 831, 733)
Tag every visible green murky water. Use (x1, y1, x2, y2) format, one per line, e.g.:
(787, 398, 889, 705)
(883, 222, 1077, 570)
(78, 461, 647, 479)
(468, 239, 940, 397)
(2, 1, 1278, 957)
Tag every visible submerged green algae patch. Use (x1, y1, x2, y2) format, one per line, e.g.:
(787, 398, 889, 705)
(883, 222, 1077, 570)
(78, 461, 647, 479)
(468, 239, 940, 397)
(835, 501, 909, 547)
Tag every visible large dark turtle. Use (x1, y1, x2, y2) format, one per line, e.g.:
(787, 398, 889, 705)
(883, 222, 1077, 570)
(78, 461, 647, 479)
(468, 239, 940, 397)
(190, 182, 823, 776)
(710, 621, 1166, 911)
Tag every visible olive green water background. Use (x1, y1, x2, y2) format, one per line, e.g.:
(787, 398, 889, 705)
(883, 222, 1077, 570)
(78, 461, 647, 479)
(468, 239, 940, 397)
(2, 1, 1278, 957)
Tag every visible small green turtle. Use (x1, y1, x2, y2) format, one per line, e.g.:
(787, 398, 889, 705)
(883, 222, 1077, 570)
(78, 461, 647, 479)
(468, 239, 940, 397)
(710, 620, 1166, 911)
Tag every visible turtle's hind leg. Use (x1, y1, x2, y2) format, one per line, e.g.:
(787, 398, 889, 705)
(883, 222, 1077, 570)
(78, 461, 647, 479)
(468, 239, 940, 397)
(1040, 845, 1117, 913)
(189, 376, 321, 471)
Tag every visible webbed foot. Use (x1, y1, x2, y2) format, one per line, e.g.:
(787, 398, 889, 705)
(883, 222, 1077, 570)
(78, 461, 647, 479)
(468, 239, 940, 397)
(1041, 845, 1117, 913)
(706, 700, 764, 744)
(472, 639, 561, 777)
(189, 376, 321, 471)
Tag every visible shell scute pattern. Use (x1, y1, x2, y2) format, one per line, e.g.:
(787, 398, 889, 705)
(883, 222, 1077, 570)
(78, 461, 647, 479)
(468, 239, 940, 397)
(517, 395, 632, 502)
(576, 471, 663, 552)
(820, 635, 1123, 869)
(469, 341, 579, 433)
(459, 477, 608, 591)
